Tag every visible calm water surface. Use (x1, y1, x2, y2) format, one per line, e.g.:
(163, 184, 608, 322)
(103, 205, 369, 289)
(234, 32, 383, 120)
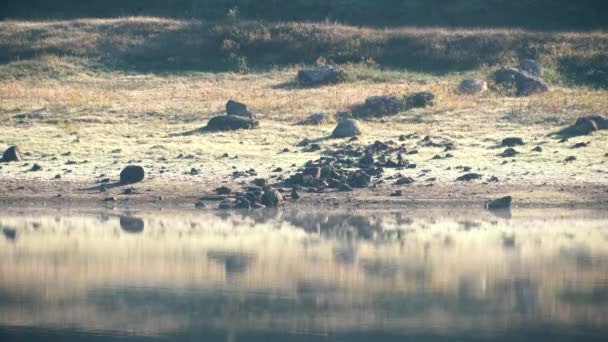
(0, 209, 607, 341)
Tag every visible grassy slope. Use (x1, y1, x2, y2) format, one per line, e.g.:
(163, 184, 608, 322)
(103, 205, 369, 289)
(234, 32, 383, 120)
(3, 0, 608, 30)
(1, 17, 608, 87)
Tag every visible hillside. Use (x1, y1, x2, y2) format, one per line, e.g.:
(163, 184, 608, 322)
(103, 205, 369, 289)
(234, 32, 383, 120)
(2, 0, 608, 30)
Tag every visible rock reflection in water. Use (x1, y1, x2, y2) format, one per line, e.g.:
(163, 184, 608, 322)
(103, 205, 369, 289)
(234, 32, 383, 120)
(0, 209, 607, 341)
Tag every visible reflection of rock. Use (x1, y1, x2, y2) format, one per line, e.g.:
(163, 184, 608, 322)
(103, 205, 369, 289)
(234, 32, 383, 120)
(285, 213, 385, 240)
(333, 246, 357, 264)
(119, 216, 144, 233)
(2, 227, 17, 241)
(207, 251, 255, 274)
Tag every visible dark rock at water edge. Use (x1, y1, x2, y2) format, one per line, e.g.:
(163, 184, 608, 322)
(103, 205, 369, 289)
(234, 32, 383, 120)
(2, 146, 21, 162)
(486, 196, 512, 210)
(261, 188, 284, 207)
(120, 165, 145, 184)
(297, 66, 345, 86)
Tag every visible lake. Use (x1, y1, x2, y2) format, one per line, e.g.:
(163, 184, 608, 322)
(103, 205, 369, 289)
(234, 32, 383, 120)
(1, 208, 607, 341)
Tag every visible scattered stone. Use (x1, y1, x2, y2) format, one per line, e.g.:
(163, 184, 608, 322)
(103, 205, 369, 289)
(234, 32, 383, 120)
(215, 186, 232, 195)
(195, 200, 206, 209)
(261, 188, 284, 207)
(218, 200, 234, 210)
(253, 178, 267, 187)
(518, 59, 542, 77)
(190, 168, 200, 175)
(297, 138, 312, 147)
(488, 176, 500, 182)
(297, 113, 329, 125)
(564, 156, 577, 162)
(332, 119, 362, 138)
(354, 96, 402, 118)
(29, 163, 42, 172)
(395, 177, 415, 185)
(297, 66, 345, 86)
(306, 144, 321, 152)
(572, 142, 589, 149)
(337, 183, 353, 192)
(458, 79, 487, 94)
(54, 174, 61, 179)
(349, 171, 371, 188)
(486, 196, 512, 210)
(291, 188, 300, 200)
(532, 146, 543, 152)
(103, 196, 117, 202)
(204, 115, 258, 131)
(456, 173, 483, 182)
(120, 165, 145, 184)
(405, 92, 435, 108)
(226, 100, 256, 120)
(501, 137, 525, 147)
(273, 167, 283, 172)
(390, 190, 403, 197)
(499, 148, 519, 158)
(2, 146, 21, 162)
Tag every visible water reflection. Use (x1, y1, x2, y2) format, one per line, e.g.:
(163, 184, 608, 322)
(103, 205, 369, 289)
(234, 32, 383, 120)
(0, 209, 607, 341)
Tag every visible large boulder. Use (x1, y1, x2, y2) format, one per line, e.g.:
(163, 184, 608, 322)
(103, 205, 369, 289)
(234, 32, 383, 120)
(204, 115, 258, 131)
(493, 67, 548, 96)
(458, 79, 488, 94)
(2, 146, 21, 162)
(555, 115, 607, 138)
(405, 92, 435, 108)
(518, 59, 542, 77)
(120, 165, 145, 184)
(226, 100, 256, 120)
(332, 119, 362, 138)
(297, 66, 345, 86)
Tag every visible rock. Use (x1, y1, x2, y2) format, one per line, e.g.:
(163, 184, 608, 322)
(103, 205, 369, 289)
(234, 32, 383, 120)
(405, 92, 435, 108)
(261, 188, 284, 207)
(486, 196, 512, 210)
(190, 168, 199, 175)
(204, 115, 258, 131)
(234, 198, 251, 209)
(215, 186, 232, 195)
(297, 66, 345, 86)
(226, 100, 256, 120)
(337, 183, 353, 192)
(103, 196, 117, 202)
(564, 156, 577, 162)
(458, 79, 487, 94)
(29, 163, 42, 172)
(332, 119, 362, 138)
(572, 142, 589, 149)
(391, 190, 403, 197)
(2, 146, 21, 162)
(291, 189, 300, 200)
(355, 96, 402, 117)
(555, 116, 603, 138)
(120, 165, 145, 184)
(303, 167, 321, 179)
(532, 146, 543, 152)
(499, 148, 519, 158)
(456, 173, 483, 182)
(349, 171, 371, 188)
(501, 137, 525, 147)
(119, 216, 144, 233)
(518, 59, 542, 77)
(218, 200, 234, 210)
(195, 200, 206, 209)
(493, 67, 548, 96)
(297, 113, 329, 125)
(253, 178, 268, 187)
(395, 177, 415, 185)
